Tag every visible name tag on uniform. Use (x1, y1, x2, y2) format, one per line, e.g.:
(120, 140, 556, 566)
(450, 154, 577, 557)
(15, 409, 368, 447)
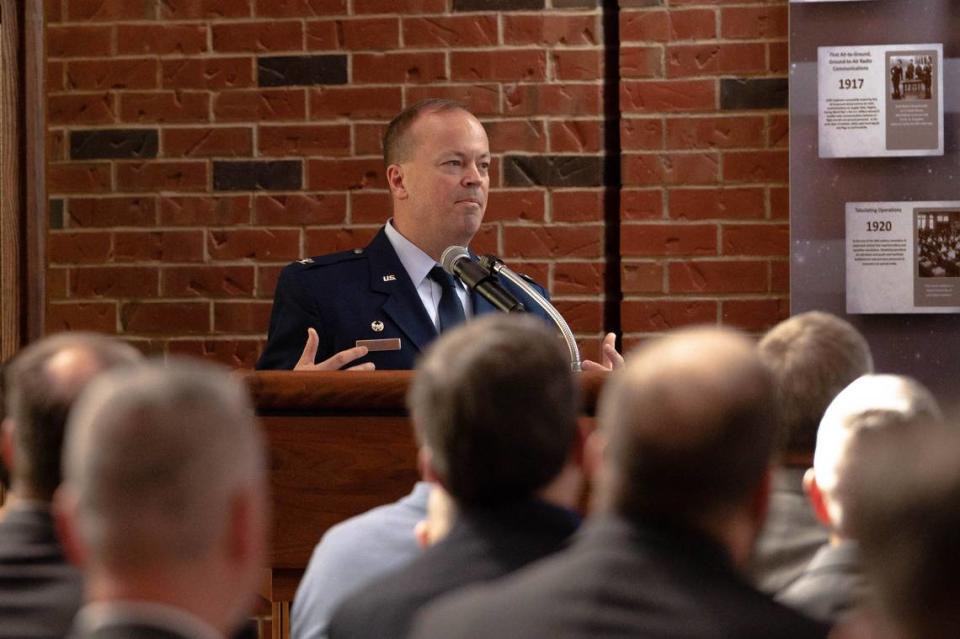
(356, 338, 402, 352)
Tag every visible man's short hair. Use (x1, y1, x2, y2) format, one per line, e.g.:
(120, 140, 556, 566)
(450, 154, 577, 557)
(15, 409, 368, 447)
(4, 333, 141, 499)
(813, 374, 940, 534)
(598, 327, 776, 525)
(844, 421, 960, 639)
(62, 357, 265, 570)
(382, 99, 473, 167)
(758, 312, 873, 456)
(408, 315, 578, 506)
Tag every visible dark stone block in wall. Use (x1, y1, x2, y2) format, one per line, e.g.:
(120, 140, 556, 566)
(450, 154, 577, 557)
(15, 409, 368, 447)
(70, 129, 158, 160)
(49, 199, 64, 230)
(258, 55, 348, 87)
(213, 161, 303, 191)
(503, 155, 603, 187)
(552, 0, 599, 7)
(619, 0, 663, 7)
(453, 0, 544, 11)
(721, 78, 788, 111)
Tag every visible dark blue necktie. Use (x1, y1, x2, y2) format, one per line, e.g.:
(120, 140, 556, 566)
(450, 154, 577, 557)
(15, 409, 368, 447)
(428, 265, 466, 333)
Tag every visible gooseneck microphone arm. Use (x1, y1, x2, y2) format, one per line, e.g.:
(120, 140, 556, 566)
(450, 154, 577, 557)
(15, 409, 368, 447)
(440, 246, 526, 313)
(479, 254, 582, 373)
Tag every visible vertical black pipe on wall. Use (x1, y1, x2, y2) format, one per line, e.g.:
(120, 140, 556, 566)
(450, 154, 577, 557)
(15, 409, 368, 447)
(601, 0, 622, 348)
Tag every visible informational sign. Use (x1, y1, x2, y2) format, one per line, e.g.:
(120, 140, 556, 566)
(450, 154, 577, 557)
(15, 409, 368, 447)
(818, 44, 943, 158)
(846, 201, 960, 314)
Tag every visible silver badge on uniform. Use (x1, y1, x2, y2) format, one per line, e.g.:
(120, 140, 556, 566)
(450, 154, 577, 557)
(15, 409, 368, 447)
(371, 320, 385, 332)
(382, 274, 397, 282)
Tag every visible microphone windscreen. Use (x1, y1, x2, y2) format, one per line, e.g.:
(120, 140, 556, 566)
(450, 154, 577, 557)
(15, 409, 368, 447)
(440, 245, 470, 275)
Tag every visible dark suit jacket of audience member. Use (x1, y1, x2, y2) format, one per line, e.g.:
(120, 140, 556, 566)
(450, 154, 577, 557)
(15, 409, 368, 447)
(0, 502, 84, 639)
(410, 517, 830, 639)
(327, 498, 581, 639)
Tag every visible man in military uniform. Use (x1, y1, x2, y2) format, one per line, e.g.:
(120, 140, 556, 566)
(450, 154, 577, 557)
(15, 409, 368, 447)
(257, 100, 615, 371)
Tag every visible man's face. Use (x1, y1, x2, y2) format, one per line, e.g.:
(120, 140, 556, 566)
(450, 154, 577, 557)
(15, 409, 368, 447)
(390, 109, 490, 258)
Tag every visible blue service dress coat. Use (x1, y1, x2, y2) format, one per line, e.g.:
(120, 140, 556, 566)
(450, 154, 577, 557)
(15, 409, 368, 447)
(256, 227, 551, 370)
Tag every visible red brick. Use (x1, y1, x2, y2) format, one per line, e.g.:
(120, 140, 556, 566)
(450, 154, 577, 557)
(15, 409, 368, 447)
(48, 62, 66, 92)
(722, 223, 788, 257)
(553, 300, 603, 333)
(208, 229, 301, 261)
(485, 120, 546, 154)
(620, 46, 662, 79)
(116, 161, 208, 192)
(622, 153, 719, 186)
(354, 123, 386, 155)
(310, 87, 402, 119)
(621, 10, 669, 43)
(48, 93, 115, 125)
(621, 80, 715, 113)
(486, 190, 545, 223)
(621, 262, 663, 293)
(621, 223, 717, 256)
(554, 262, 605, 296)
(723, 151, 788, 183)
(68, 197, 157, 227)
(120, 92, 210, 124)
(452, 50, 546, 83)
(167, 339, 263, 369)
(46, 0, 63, 22)
(350, 191, 392, 224)
(353, 0, 444, 13)
(71, 266, 159, 298)
(305, 227, 379, 255)
(721, 298, 788, 332)
(622, 300, 717, 332)
(470, 225, 500, 256)
(405, 85, 499, 116)
(666, 116, 764, 150)
(214, 301, 273, 333)
(552, 50, 603, 82)
(721, 6, 788, 40)
(48, 130, 66, 161)
(117, 24, 208, 55)
(159, 196, 252, 226)
(667, 43, 766, 77)
(66, 59, 158, 90)
(770, 187, 789, 220)
(212, 21, 303, 53)
(502, 14, 599, 46)
(769, 41, 788, 74)
(162, 127, 254, 158)
(114, 231, 205, 262)
(669, 260, 766, 294)
(548, 120, 602, 154)
(353, 52, 447, 84)
(339, 18, 399, 50)
(121, 302, 210, 335)
(255, 193, 347, 225)
(255, 0, 345, 17)
(552, 190, 603, 223)
(621, 189, 663, 220)
(47, 25, 112, 58)
(49, 231, 112, 264)
(215, 89, 306, 122)
(163, 266, 256, 298)
(306, 20, 340, 50)
(306, 158, 385, 190)
(48, 268, 68, 299)
(258, 124, 349, 156)
(621, 118, 664, 151)
(505, 84, 601, 116)
(48, 302, 117, 334)
(48, 163, 112, 194)
(767, 114, 789, 148)
(770, 260, 789, 292)
(66, 0, 152, 21)
(162, 58, 255, 90)
(670, 9, 716, 40)
(159, 0, 252, 19)
(669, 187, 765, 221)
(403, 16, 497, 48)
(504, 226, 603, 259)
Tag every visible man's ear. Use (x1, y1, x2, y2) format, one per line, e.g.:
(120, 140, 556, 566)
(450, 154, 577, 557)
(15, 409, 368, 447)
(803, 467, 833, 528)
(1, 418, 15, 471)
(52, 486, 87, 568)
(386, 164, 408, 200)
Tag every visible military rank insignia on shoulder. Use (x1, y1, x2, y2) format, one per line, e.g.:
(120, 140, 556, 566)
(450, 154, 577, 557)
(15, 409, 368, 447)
(289, 248, 366, 270)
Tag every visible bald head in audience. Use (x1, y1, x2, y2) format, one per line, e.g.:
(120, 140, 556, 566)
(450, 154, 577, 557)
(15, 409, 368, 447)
(56, 358, 268, 638)
(597, 326, 777, 564)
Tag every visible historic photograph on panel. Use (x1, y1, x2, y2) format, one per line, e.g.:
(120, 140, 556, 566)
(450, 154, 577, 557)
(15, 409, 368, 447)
(889, 54, 934, 101)
(916, 209, 960, 278)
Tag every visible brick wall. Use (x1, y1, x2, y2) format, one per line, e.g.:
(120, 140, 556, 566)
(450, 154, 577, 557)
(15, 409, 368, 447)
(44, 0, 788, 367)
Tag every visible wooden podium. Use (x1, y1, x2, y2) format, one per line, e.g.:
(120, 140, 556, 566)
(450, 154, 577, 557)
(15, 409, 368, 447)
(245, 370, 607, 639)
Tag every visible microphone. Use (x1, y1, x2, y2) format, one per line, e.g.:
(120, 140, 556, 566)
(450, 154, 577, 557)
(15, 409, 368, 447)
(440, 246, 526, 313)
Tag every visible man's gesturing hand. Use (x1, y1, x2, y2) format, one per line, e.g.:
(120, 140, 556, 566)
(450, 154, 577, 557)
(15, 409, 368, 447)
(294, 327, 376, 371)
(581, 332, 624, 372)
